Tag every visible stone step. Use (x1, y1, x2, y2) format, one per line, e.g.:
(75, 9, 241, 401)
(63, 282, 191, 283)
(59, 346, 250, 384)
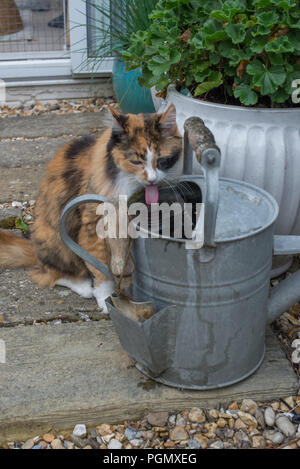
(0, 321, 297, 442)
(0, 112, 108, 201)
(0, 137, 70, 169)
(0, 166, 47, 202)
(0, 268, 103, 326)
(0, 111, 107, 139)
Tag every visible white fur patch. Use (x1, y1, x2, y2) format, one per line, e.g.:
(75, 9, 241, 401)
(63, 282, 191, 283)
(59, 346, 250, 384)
(93, 280, 115, 314)
(146, 148, 157, 183)
(114, 172, 141, 197)
(56, 277, 94, 298)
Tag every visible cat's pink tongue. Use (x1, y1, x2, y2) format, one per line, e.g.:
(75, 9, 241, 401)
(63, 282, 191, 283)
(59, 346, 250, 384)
(145, 184, 159, 205)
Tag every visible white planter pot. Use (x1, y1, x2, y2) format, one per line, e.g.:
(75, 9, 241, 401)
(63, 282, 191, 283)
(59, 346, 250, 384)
(156, 85, 300, 239)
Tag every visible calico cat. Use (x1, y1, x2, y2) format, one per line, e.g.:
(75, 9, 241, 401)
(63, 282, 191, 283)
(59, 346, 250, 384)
(0, 104, 183, 313)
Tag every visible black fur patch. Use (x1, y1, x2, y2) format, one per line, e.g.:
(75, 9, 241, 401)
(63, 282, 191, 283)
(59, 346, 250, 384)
(144, 116, 160, 141)
(65, 136, 96, 160)
(58, 167, 83, 220)
(67, 206, 81, 242)
(106, 131, 120, 181)
(115, 114, 129, 129)
(157, 147, 181, 171)
(34, 239, 84, 275)
(63, 167, 83, 193)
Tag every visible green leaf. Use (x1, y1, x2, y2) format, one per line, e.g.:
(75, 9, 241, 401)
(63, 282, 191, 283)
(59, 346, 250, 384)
(247, 59, 266, 76)
(288, 30, 300, 51)
(16, 218, 29, 233)
(268, 53, 286, 65)
(148, 49, 181, 75)
(209, 52, 221, 65)
(270, 87, 290, 103)
(250, 36, 266, 53)
(233, 83, 258, 105)
(202, 19, 228, 46)
(225, 23, 247, 44)
(194, 71, 223, 96)
(247, 61, 286, 95)
(253, 0, 272, 6)
(210, 10, 230, 22)
(284, 64, 300, 94)
(265, 36, 294, 53)
(255, 11, 280, 28)
(271, 0, 297, 9)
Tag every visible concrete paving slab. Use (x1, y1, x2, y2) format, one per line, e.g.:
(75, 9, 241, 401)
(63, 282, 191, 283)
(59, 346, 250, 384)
(0, 111, 107, 139)
(0, 268, 103, 326)
(0, 322, 297, 442)
(0, 166, 47, 202)
(0, 137, 70, 169)
(0, 138, 71, 201)
(0, 206, 21, 221)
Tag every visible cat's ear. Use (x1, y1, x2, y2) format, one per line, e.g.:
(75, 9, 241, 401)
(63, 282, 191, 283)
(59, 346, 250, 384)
(158, 104, 177, 137)
(108, 105, 128, 132)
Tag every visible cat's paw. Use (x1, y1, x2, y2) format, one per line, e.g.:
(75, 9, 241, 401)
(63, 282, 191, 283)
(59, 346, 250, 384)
(56, 277, 94, 298)
(93, 280, 114, 314)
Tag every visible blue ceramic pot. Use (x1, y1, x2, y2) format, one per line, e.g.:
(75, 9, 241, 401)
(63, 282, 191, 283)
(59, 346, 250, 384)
(112, 57, 155, 114)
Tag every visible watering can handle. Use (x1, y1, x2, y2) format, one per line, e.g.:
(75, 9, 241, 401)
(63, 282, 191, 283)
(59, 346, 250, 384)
(184, 117, 221, 247)
(59, 194, 113, 279)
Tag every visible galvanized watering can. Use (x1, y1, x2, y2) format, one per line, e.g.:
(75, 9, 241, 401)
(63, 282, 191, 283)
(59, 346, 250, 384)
(60, 117, 300, 390)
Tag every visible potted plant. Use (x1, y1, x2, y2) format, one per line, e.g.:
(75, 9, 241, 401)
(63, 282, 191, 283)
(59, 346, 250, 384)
(86, 0, 158, 113)
(123, 0, 300, 267)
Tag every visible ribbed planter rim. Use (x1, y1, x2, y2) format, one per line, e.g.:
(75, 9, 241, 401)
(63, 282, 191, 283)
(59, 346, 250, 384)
(167, 84, 300, 114)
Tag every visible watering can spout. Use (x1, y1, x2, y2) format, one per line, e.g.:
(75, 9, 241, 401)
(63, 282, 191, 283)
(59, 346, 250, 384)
(268, 235, 300, 323)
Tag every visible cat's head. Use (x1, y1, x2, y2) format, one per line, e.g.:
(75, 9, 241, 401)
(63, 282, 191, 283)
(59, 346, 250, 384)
(106, 104, 183, 202)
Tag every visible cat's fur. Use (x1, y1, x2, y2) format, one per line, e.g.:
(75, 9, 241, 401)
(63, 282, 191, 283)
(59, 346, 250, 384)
(0, 104, 183, 312)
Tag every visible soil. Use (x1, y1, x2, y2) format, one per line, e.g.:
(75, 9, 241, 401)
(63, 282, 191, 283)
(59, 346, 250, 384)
(178, 85, 300, 109)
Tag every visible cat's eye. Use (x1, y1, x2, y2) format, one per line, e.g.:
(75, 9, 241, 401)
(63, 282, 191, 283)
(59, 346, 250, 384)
(157, 154, 179, 170)
(130, 160, 143, 165)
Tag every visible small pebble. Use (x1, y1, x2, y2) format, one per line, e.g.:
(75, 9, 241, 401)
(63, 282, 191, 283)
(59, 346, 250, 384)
(43, 434, 54, 443)
(22, 439, 34, 449)
(146, 411, 169, 427)
(125, 426, 141, 440)
(263, 429, 284, 445)
(194, 434, 209, 449)
(188, 407, 206, 423)
(237, 411, 257, 427)
(50, 439, 65, 450)
(186, 439, 201, 449)
(130, 439, 143, 448)
(63, 441, 74, 449)
(209, 440, 224, 449)
(240, 399, 258, 414)
(108, 438, 122, 449)
(72, 424, 87, 438)
(169, 426, 188, 441)
(252, 435, 266, 449)
(276, 416, 296, 438)
(264, 407, 276, 427)
(96, 424, 111, 436)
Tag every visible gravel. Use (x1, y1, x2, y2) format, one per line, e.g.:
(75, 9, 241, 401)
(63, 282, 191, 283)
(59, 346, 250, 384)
(2, 398, 300, 450)
(0, 98, 116, 119)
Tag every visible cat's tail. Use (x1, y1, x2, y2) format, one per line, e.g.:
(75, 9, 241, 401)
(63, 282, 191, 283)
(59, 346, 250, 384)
(0, 229, 38, 269)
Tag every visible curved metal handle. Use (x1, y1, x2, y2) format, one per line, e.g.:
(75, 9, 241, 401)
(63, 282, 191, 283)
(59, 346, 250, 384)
(59, 194, 112, 279)
(183, 117, 221, 247)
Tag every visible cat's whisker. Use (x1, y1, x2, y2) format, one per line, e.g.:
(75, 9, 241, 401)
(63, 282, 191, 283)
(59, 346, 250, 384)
(161, 178, 183, 203)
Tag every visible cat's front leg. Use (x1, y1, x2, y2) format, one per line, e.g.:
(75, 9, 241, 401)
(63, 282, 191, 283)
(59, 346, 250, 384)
(93, 275, 115, 314)
(78, 219, 114, 313)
